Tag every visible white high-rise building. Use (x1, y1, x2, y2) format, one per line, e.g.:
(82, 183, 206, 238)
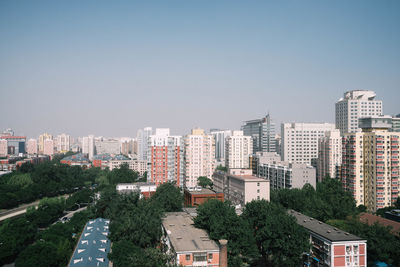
(56, 134, 71, 153)
(137, 127, 153, 161)
(184, 128, 215, 188)
(82, 137, 89, 154)
(210, 129, 232, 163)
(317, 129, 342, 181)
(43, 139, 54, 156)
(26, 138, 38, 155)
(88, 135, 95, 160)
(281, 123, 336, 164)
(335, 90, 383, 135)
(225, 130, 253, 169)
(95, 138, 120, 155)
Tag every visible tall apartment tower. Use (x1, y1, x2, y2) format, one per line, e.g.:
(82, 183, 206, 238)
(43, 139, 54, 156)
(225, 130, 253, 169)
(26, 138, 38, 155)
(341, 116, 399, 212)
(184, 128, 215, 188)
(148, 128, 184, 187)
(335, 90, 383, 135)
(242, 114, 276, 153)
(88, 135, 95, 160)
(0, 139, 7, 156)
(38, 133, 53, 154)
(317, 129, 342, 182)
(281, 123, 336, 164)
(137, 127, 153, 161)
(210, 129, 232, 163)
(56, 134, 71, 153)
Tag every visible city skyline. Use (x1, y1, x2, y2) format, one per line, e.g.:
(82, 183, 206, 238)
(1, 1, 399, 137)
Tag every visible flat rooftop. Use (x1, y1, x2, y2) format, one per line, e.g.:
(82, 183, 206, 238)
(162, 212, 219, 253)
(229, 174, 266, 182)
(185, 188, 220, 195)
(288, 210, 365, 242)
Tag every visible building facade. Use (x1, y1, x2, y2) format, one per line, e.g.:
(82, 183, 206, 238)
(26, 138, 38, 155)
(317, 129, 342, 182)
(95, 138, 120, 155)
(0, 136, 26, 155)
(137, 127, 152, 161)
(392, 114, 400, 132)
(148, 128, 184, 187)
(242, 114, 276, 153)
(341, 116, 399, 212)
(225, 131, 252, 170)
(184, 128, 215, 189)
(108, 159, 147, 175)
(43, 139, 54, 156)
(210, 129, 232, 163)
(335, 90, 383, 135)
(0, 139, 7, 156)
(56, 133, 71, 153)
(281, 122, 336, 164)
(38, 133, 52, 154)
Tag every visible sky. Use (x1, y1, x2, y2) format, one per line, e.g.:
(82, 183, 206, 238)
(0, 0, 399, 138)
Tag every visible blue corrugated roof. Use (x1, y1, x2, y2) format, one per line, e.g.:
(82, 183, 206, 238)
(62, 153, 89, 162)
(69, 218, 111, 267)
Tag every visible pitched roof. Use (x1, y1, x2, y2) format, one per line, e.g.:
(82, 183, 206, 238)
(359, 213, 400, 236)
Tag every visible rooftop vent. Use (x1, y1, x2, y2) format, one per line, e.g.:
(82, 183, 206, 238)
(169, 224, 175, 226)
(327, 230, 331, 233)
(176, 237, 182, 240)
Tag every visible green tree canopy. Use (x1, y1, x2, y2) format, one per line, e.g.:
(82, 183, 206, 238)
(197, 176, 213, 189)
(151, 182, 183, 212)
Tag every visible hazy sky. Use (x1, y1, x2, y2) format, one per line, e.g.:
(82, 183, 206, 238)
(1, 0, 399, 138)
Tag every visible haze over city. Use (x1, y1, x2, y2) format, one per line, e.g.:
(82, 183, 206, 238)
(1, 0, 399, 138)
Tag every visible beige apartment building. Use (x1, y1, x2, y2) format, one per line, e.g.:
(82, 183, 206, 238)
(184, 128, 215, 189)
(317, 129, 342, 181)
(342, 116, 399, 212)
(38, 133, 53, 154)
(225, 130, 252, 170)
(213, 169, 270, 206)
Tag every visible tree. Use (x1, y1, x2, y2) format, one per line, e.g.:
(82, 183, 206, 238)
(197, 176, 213, 189)
(15, 241, 63, 267)
(242, 200, 309, 266)
(151, 182, 183, 212)
(107, 163, 138, 185)
(216, 165, 227, 172)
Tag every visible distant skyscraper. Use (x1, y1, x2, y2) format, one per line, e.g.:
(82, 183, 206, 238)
(225, 130, 252, 169)
(148, 129, 184, 187)
(210, 129, 232, 163)
(0, 135, 26, 155)
(27, 138, 38, 155)
(43, 139, 54, 156)
(317, 129, 342, 181)
(137, 127, 153, 161)
(392, 114, 400, 132)
(56, 134, 71, 152)
(281, 122, 336, 164)
(242, 114, 276, 153)
(88, 135, 95, 160)
(39, 133, 53, 154)
(184, 128, 215, 188)
(82, 136, 89, 154)
(95, 138, 120, 155)
(0, 139, 7, 156)
(335, 90, 383, 135)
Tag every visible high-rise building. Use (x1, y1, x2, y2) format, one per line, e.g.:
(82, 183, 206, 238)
(148, 128, 184, 187)
(137, 127, 153, 161)
(335, 90, 383, 135)
(225, 130, 252, 169)
(95, 138, 120, 155)
(43, 139, 54, 156)
(242, 114, 276, 153)
(210, 129, 232, 163)
(317, 129, 342, 181)
(341, 116, 399, 212)
(56, 134, 71, 153)
(0, 139, 7, 156)
(0, 135, 26, 155)
(88, 135, 95, 160)
(281, 122, 336, 164)
(184, 128, 215, 189)
(38, 133, 53, 154)
(27, 138, 38, 155)
(392, 114, 400, 132)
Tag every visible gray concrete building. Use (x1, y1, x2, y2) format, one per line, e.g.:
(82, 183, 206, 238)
(242, 114, 276, 153)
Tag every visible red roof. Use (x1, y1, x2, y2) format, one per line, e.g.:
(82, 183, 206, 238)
(359, 213, 400, 236)
(0, 136, 26, 139)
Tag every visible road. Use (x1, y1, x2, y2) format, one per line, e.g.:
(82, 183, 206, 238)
(0, 194, 70, 222)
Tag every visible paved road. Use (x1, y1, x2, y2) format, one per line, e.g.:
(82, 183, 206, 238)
(0, 194, 70, 222)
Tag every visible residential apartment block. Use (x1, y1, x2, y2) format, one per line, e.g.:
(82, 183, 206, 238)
(162, 212, 221, 267)
(210, 129, 232, 163)
(242, 114, 276, 153)
(38, 133, 52, 154)
(26, 138, 38, 155)
(289, 210, 367, 267)
(43, 139, 54, 156)
(108, 159, 147, 175)
(213, 169, 270, 206)
(137, 127, 152, 161)
(317, 129, 342, 181)
(148, 128, 184, 187)
(225, 131, 252, 170)
(184, 128, 215, 189)
(341, 116, 400, 211)
(281, 122, 336, 164)
(56, 133, 71, 153)
(335, 90, 383, 134)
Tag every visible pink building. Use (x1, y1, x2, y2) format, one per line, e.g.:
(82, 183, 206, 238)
(26, 139, 38, 155)
(289, 210, 367, 267)
(43, 139, 54, 156)
(0, 139, 7, 156)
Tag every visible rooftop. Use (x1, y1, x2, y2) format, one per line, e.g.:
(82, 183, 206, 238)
(288, 210, 366, 242)
(359, 212, 400, 236)
(62, 153, 89, 162)
(185, 188, 220, 195)
(229, 174, 266, 182)
(162, 212, 219, 253)
(69, 218, 111, 267)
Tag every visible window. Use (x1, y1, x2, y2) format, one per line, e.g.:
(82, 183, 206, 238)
(186, 254, 190, 261)
(257, 182, 260, 186)
(208, 253, 213, 260)
(193, 253, 206, 262)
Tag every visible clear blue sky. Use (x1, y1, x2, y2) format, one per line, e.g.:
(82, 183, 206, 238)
(0, 0, 399, 138)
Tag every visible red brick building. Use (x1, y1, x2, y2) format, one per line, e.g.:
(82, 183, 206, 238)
(184, 188, 224, 207)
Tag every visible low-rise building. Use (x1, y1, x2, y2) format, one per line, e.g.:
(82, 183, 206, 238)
(61, 153, 91, 167)
(68, 218, 111, 267)
(288, 210, 367, 267)
(116, 182, 157, 198)
(213, 170, 270, 206)
(109, 159, 147, 175)
(184, 188, 224, 207)
(162, 212, 220, 266)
